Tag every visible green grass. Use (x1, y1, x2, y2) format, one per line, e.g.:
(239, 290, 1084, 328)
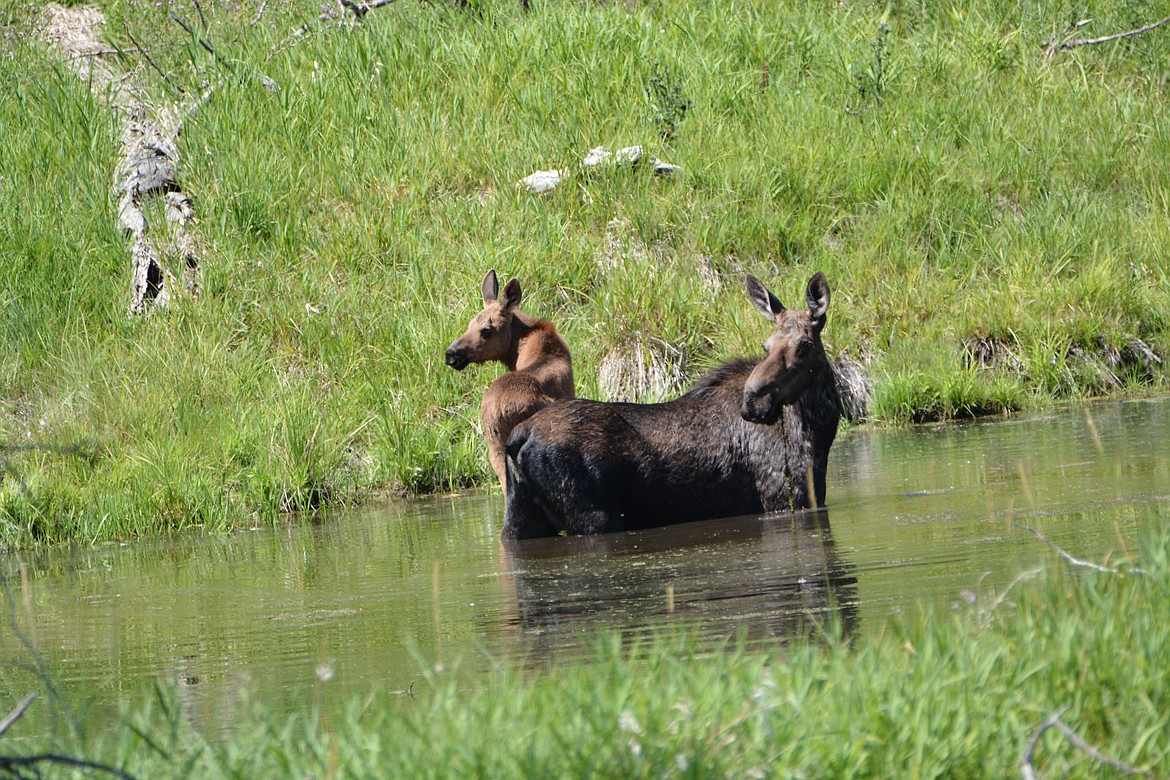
(3, 0, 1170, 546)
(5, 531, 1168, 777)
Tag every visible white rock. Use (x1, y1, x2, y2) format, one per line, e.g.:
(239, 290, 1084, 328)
(517, 168, 565, 194)
(581, 146, 613, 168)
(613, 145, 645, 164)
(580, 144, 680, 175)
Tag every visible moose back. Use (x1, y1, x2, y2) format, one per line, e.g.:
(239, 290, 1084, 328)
(503, 272, 840, 540)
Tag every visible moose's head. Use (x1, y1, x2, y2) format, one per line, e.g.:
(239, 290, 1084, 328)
(740, 272, 831, 425)
(445, 269, 524, 371)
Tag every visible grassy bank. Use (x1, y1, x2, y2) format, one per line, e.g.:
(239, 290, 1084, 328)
(3, 531, 1166, 777)
(3, 0, 1170, 546)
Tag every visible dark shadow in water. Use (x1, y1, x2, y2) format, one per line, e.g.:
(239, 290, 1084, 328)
(489, 509, 858, 659)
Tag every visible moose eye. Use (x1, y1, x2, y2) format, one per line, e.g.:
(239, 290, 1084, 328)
(480, 328, 493, 339)
(795, 341, 812, 358)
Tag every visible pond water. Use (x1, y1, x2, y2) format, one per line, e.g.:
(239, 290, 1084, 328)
(2, 398, 1168, 732)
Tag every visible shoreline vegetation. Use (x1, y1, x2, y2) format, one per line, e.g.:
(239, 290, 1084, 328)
(4, 0, 1170, 548)
(3, 531, 1167, 777)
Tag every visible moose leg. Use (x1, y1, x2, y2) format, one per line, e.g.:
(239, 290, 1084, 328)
(481, 376, 552, 496)
(502, 464, 557, 540)
(480, 386, 524, 495)
(482, 418, 510, 495)
(501, 423, 567, 539)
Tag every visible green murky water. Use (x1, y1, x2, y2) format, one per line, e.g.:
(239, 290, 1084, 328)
(2, 398, 1168, 731)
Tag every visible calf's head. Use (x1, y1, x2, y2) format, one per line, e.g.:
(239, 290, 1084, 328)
(445, 269, 523, 371)
(741, 272, 831, 425)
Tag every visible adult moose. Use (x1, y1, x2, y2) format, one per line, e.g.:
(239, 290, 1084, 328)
(445, 270, 575, 494)
(502, 271, 840, 540)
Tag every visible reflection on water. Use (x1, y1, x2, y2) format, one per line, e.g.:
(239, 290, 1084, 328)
(2, 397, 1169, 731)
(492, 509, 858, 658)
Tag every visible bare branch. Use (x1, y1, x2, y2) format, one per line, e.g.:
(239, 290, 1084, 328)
(1041, 18, 1092, 52)
(1015, 524, 1147, 575)
(125, 24, 184, 96)
(0, 694, 36, 738)
(68, 47, 144, 58)
(269, 0, 403, 58)
(170, 14, 236, 75)
(1060, 14, 1170, 50)
(249, 0, 270, 26)
(183, 79, 224, 119)
(0, 753, 136, 779)
(339, 0, 404, 21)
(1021, 706, 1148, 779)
(1022, 705, 1070, 780)
(1051, 718, 1148, 775)
(978, 567, 1043, 622)
(192, 0, 208, 30)
(269, 23, 315, 60)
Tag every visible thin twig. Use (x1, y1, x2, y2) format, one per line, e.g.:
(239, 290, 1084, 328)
(1060, 14, 1170, 50)
(270, 23, 314, 60)
(1052, 718, 1148, 775)
(124, 24, 185, 96)
(338, 0, 367, 19)
(171, 14, 236, 75)
(387, 679, 417, 697)
(249, 0, 269, 26)
(183, 79, 224, 119)
(268, 0, 401, 59)
(1021, 706, 1069, 780)
(69, 47, 144, 58)
(1021, 705, 1148, 779)
(0, 694, 36, 738)
(192, 0, 208, 30)
(978, 567, 1043, 621)
(339, 0, 404, 20)
(0, 753, 135, 779)
(1015, 524, 1147, 575)
(1041, 18, 1092, 52)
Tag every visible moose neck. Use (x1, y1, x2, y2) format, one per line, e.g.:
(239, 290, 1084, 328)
(783, 357, 840, 441)
(503, 312, 565, 374)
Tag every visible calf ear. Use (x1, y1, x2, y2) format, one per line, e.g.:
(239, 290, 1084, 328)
(481, 269, 500, 303)
(500, 278, 523, 311)
(805, 272, 830, 320)
(745, 274, 785, 319)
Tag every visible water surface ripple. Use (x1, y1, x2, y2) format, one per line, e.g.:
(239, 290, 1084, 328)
(2, 398, 1167, 727)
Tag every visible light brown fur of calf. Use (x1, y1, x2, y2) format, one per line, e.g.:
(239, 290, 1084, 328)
(445, 270, 574, 493)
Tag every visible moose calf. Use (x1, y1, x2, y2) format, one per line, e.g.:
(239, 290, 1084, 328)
(445, 270, 575, 494)
(503, 272, 840, 540)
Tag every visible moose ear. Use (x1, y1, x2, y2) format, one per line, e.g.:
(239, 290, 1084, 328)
(745, 274, 785, 319)
(500, 278, 523, 311)
(481, 269, 500, 303)
(805, 272, 830, 320)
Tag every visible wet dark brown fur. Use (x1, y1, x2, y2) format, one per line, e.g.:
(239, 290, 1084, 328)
(445, 270, 574, 494)
(503, 272, 839, 540)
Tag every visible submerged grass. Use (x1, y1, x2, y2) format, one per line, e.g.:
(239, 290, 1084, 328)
(4, 531, 1168, 777)
(3, 0, 1170, 545)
